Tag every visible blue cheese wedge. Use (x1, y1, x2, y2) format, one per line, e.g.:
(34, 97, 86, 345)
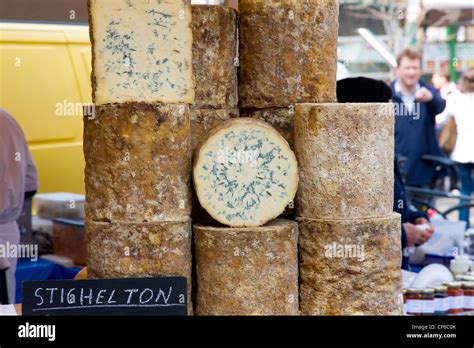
(89, 0, 194, 104)
(193, 118, 298, 227)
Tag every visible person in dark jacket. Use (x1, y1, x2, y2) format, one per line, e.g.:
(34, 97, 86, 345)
(337, 77, 434, 270)
(393, 161, 434, 270)
(391, 48, 446, 187)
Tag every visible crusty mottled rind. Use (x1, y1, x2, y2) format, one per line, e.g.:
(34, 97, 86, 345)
(295, 103, 395, 219)
(193, 118, 298, 227)
(238, 0, 338, 108)
(87, 0, 97, 104)
(298, 213, 403, 316)
(86, 219, 193, 314)
(84, 103, 191, 223)
(190, 109, 240, 152)
(240, 107, 294, 148)
(194, 219, 299, 315)
(192, 5, 238, 109)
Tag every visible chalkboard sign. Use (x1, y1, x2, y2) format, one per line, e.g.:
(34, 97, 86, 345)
(22, 277, 187, 316)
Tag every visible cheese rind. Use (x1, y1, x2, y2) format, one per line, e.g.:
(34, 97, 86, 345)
(298, 214, 403, 315)
(192, 5, 238, 109)
(89, 0, 194, 104)
(194, 219, 299, 315)
(295, 103, 394, 219)
(190, 109, 239, 152)
(86, 219, 192, 314)
(238, 0, 338, 108)
(84, 103, 191, 223)
(193, 118, 298, 227)
(240, 108, 294, 149)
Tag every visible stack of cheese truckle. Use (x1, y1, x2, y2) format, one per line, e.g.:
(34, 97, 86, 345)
(198, 0, 402, 315)
(193, 116, 300, 315)
(85, 0, 403, 316)
(190, 4, 239, 223)
(85, 0, 195, 312)
(238, 0, 339, 149)
(296, 103, 403, 315)
(192, 3, 301, 316)
(191, 0, 325, 315)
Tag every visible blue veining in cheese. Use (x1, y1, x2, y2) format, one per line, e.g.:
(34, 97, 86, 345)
(194, 118, 298, 227)
(90, 0, 194, 104)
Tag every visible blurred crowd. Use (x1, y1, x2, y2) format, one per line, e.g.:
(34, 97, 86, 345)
(389, 49, 474, 269)
(392, 48, 474, 227)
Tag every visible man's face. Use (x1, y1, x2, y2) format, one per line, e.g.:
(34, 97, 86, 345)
(397, 57, 422, 88)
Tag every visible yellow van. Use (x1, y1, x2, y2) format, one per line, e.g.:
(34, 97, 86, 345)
(0, 21, 92, 194)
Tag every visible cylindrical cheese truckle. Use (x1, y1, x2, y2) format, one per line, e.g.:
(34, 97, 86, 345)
(194, 219, 299, 315)
(294, 103, 394, 220)
(193, 118, 298, 227)
(190, 109, 239, 152)
(86, 219, 193, 314)
(192, 5, 238, 109)
(84, 103, 192, 223)
(240, 108, 294, 149)
(298, 213, 403, 315)
(238, 0, 338, 108)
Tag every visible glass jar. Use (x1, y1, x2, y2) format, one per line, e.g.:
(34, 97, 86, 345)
(450, 255, 471, 276)
(434, 286, 448, 316)
(406, 288, 422, 316)
(447, 282, 464, 314)
(455, 274, 474, 282)
(462, 282, 474, 312)
(421, 288, 435, 316)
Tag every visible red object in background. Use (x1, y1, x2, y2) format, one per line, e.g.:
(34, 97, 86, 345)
(426, 208, 444, 220)
(440, 60, 450, 69)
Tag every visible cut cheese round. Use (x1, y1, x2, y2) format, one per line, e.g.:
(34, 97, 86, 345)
(193, 118, 298, 227)
(191, 109, 240, 224)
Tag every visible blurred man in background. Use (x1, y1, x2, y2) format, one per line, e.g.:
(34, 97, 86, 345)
(0, 109, 38, 304)
(391, 48, 446, 187)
